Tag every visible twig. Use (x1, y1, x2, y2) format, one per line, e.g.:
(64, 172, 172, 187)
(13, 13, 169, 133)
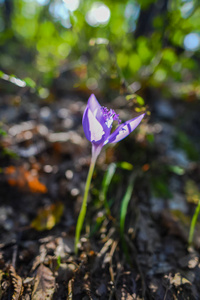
(109, 240, 118, 283)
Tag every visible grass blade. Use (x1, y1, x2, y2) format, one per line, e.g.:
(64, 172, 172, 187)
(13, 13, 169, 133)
(120, 172, 135, 237)
(101, 163, 117, 215)
(188, 199, 200, 246)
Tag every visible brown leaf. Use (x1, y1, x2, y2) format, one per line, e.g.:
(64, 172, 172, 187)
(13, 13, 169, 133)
(31, 202, 64, 231)
(10, 265, 23, 300)
(5, 166, 47, 193)
(32, 264, 55, 300)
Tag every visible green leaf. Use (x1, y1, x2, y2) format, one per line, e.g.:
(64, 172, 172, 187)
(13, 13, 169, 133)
(169, 165, 185, 175)
(117, 161, 133, 171)
(0, 128, 7, 136)
(126, 94, 145, 106)
(24, 77, 36, 88)
(136, 95, 145, 106)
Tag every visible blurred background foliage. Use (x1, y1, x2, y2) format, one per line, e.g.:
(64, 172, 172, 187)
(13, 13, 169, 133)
(0, 0, 200, 99)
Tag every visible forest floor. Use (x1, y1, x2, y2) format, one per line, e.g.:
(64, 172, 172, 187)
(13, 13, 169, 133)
(0, 88, 200, 299)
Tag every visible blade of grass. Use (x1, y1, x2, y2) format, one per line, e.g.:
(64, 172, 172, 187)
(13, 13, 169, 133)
(119, 172, 136, 262)
(101, 163, 117, 215)
(120, 172, 135, 237)
(188, 198, 200, 246)
(101, 162, 133, 216)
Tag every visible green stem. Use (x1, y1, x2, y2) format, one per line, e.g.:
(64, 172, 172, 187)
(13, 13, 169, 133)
(74, 155, 97, 254)
(188, 199, 200, 246)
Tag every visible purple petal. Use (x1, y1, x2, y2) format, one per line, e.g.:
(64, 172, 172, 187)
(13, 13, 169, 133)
(88, 94, 101, 116)
(82, 107, 105, 143)
(87, 94, 111, 140)
(82, 106, 91, 141)
(106, 113, 145, 144)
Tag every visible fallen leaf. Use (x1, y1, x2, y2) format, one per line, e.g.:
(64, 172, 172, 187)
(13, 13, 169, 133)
(32, 264, 55, 300)
(171, 273, 191, 287)
(185, 180, 200, 204)
(10, 265, 23, 300)
(5, 166, 47, 193)
(31, 202, 64, 231)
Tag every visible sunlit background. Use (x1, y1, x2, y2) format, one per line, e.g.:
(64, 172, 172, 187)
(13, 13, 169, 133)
(0, 0, 200, 99)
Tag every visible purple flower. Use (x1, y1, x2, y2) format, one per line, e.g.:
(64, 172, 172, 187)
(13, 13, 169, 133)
(82, 94, 145, 159)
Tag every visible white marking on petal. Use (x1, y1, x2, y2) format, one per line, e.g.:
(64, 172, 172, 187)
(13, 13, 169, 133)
(105, 117, 113, 128)
(88, 109, 105, 142)
(93, 108, 98, 117)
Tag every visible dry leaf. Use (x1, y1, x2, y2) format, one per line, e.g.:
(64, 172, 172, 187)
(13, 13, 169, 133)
(10, 265, 23, 300)
(31, 244, 47, 272)
(185, 180, 200, 204)
(171, 273, 191, 287)
(5, 166, 47, 193)
(31, 202, 64, 231)
(32, 264, 55, 300)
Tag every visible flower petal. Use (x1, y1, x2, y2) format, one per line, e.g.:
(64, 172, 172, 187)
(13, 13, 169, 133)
(106, 113, 145, 144)
(88, 109, 105, 142)
(83, 107, 105, 143)
(88, 94, 101, 116)
(87, 94, 111, 141)
(82, 106, 91, 141)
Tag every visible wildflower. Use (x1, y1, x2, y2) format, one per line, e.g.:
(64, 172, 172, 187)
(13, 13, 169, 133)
(82, 94, 145, 160)
(75, 94, 145, 254)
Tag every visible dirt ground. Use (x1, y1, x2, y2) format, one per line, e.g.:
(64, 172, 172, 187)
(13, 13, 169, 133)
(0, 89, 200, 299)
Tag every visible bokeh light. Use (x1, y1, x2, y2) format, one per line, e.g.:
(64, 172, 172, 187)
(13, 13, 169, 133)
(180, 0, 194, 18)
(63, 0, 80, 12)
(125, 1, 140, 32)
(35, 0, 49, 6)
(86, 2, 111, 27)
(49, 0, 69, 20)
(184, 33, 200, 51)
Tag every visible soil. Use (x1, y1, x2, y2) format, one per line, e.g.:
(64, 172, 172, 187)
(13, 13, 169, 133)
(0, 89, 200, 299)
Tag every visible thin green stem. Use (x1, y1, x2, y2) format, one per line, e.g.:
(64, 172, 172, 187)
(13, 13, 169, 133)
(188, 199, 200, 246)
(74, 156, 97, 254)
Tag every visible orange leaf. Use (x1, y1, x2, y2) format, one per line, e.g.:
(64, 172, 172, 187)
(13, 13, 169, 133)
(5, 166, 47, 193)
